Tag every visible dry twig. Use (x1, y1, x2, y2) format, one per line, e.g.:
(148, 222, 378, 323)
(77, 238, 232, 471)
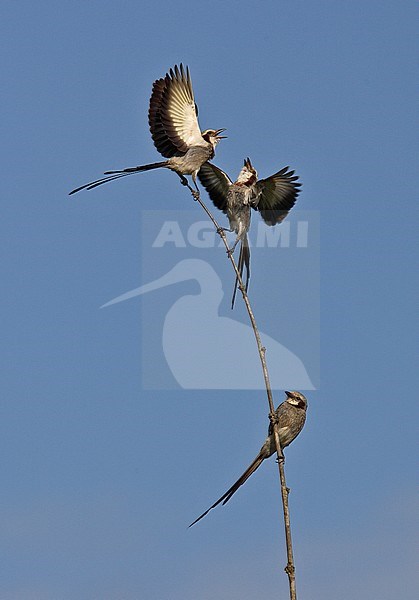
(193, 191, 298, 600)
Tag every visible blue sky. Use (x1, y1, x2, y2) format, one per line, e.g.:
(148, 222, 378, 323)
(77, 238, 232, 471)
(1, 1, 417, 598)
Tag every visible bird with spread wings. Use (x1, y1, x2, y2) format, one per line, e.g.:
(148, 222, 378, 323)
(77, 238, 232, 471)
(198, 158, 301, 307)
(70, 64, 226, 198)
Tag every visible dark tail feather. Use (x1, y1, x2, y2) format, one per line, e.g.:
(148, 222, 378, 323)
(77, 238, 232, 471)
(231, 234, 250, 309)
(103, 161, 167, 175)
(69, 172, 135, 195)
(69, 161, 168, 195)
(189, 452, 264, 527)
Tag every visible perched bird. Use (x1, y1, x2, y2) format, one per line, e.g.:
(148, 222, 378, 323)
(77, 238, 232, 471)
(69, 64, 226, 198)
(189, 391, 307, 527)
(198, 158, 301, 307)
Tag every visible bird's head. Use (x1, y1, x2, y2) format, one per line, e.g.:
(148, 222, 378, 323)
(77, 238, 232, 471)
(202, 128, 227, 148)
(236, 157, 258, 186)
(284, 390, 308, 409)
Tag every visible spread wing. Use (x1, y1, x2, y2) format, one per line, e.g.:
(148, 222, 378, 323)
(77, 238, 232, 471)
(150, 64, 204, 156)
(149, 77, 180, 158)
(252, 166, 301, 226)
(197, 162, 233, 213)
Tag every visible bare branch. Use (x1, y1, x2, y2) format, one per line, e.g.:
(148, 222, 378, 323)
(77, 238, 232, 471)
(193, 190, 298, 600)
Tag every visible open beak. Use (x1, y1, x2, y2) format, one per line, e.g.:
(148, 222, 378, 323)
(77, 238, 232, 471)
(215, 128, 227, 139)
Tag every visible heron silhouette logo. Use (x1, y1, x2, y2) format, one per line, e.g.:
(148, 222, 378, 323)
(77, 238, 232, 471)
(101, 206, 319, 391)
(102, 259, 314, 389)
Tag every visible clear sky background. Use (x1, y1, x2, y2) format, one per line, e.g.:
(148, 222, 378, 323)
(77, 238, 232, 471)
(1, 1, 417, 598)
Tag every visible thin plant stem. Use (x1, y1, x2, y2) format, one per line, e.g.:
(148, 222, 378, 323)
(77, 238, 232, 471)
(193, 191, 298, 600)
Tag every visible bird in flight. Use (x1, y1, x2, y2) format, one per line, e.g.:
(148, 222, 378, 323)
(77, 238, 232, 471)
(189, 391, 307, 527)
(69, 64, 226, 199)
(198, 158, 301, 308)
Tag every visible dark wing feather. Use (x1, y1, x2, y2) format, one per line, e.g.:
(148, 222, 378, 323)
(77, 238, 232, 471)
(197, 162, 233, 213)
(252, 166, 301, 226)
(158, 64, 204, 153)
(149, 77, 180, 158)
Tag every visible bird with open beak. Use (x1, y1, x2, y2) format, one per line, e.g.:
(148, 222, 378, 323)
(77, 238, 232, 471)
(70, 64, 226, 199)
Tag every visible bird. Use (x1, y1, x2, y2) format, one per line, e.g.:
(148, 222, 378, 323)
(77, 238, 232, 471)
(197, 158, 301, 307)
(189, 390, 307, 527)
(69, 64, 226, 198)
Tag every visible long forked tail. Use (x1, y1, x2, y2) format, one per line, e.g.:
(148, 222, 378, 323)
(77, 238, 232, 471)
(69, 161, 168, 195)
(189, 452, 265, 527)
(231, 233, 250, 309)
